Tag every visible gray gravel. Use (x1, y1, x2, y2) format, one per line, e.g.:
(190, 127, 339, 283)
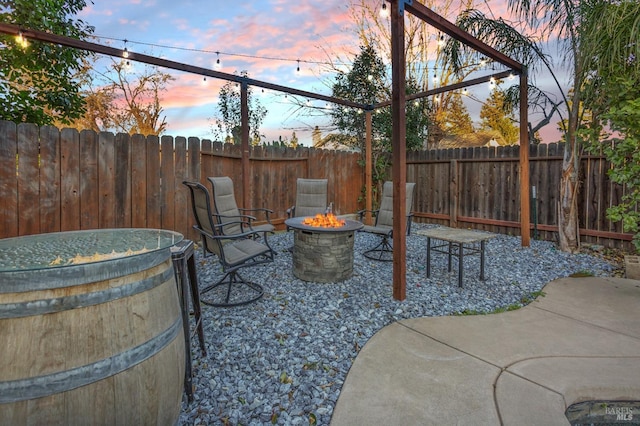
(178, 223, 616, 425)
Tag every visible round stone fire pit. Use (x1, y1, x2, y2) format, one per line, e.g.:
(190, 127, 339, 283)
(285, 216, 363, 283)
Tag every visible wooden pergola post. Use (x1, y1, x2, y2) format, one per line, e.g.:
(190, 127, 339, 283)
(364, 110, 373, 225)
(519, 71, 530, 246)
(240, 81, 250, 209)
(390, 0, 408, 301)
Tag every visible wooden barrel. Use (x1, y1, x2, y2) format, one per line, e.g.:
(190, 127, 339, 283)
(0, 229, 185, 425)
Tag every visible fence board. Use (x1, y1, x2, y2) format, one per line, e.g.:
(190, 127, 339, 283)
(0, 121, 18, 238)
(161, 135, 175, 232)
(146, 135, 161, 229)
(60, 128, 80, 232)
(131, 134, 147, 228)
(173, 137, 192, 241)
(17, 123, 40, 236)
(114, 133, 132, 228)
(38, 126, 61, 234)
(79, 130, 99, 230)
(98, 132, 116, 228)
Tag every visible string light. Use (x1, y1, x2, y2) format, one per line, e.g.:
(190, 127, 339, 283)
(122, 48, 129, 59)
(96, 34, 349, 67)
(380, 2, 389, 18)
(296, 59, 300, 73)
(462, 88, 469, 96)
(437, 35, 445, 48)
(432, 73, 438, 83)
(215, 51, 221, 70)
(16, 31, 29, 48)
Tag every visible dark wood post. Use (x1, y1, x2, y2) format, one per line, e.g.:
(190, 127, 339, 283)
(240, 81, 250, 209)
(519, 72, 530, 246)
(391, 0, 407, 301)
(365, 110, 373, 225)
(449, 159, 458, 228)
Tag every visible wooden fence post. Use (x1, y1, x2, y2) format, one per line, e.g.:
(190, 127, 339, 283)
(449, 159, 458, 228)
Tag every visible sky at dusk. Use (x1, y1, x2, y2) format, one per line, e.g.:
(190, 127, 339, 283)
(79, 0, 566, 145)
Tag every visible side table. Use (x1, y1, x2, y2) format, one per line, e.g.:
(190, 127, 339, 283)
(417, 227, 497, 288)
(171, 239, 206, 403)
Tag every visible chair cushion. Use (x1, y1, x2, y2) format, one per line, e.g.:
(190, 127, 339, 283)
(295, 178, 327, 217)
(224, 239, 272, 267)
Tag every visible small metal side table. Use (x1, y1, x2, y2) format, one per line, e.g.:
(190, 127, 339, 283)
(417, 227, 497, 288)
(171, 239, 206, 403)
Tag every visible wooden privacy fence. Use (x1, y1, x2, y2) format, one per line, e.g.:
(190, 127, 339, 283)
(0, 121, 634, 250)
(0, 121, 363, 243)
(406, 143, 634, 250)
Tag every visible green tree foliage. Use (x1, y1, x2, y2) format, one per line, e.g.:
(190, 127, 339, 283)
(0, 0, 94, 125)
(211, 71, 267, 145)
(580, 0, 640, 251)
(331, 45, 430, 187)
(434, 92, 474, 140)
(480, 84, 519, 145)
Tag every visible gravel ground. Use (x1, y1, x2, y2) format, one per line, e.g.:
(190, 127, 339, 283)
(178, 223, 617, 425)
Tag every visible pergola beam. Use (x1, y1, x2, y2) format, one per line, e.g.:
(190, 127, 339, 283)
(404, 1, 524, 73)
(373, 70, 515, 109)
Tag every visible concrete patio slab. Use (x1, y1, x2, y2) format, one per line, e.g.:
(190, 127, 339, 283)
(331, 277, 640, 425)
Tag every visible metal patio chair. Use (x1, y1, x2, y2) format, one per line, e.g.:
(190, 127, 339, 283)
(183, 181, 275, 307)
(357, 181, 416, 261)
(286, 178, 328, 220)
(208, 176, 275, 237)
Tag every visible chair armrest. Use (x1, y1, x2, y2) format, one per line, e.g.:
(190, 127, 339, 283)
(286, 206, 295, 219)
(356, 209, 379, 221)
(239, 207, 274, 224)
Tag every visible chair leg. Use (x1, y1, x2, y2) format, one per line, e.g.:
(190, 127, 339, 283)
(200, 269, 264, 307)
(363, 236, 394, 261)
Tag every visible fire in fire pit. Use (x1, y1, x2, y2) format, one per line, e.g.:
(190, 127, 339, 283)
(302, 213, 346, 228)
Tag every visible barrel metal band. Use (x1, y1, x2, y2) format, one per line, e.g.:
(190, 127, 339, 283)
(0, 317, 182, 403)
(0, 267, 173, 319)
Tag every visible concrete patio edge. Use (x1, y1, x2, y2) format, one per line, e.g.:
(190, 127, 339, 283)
(330, 277, 640, 425)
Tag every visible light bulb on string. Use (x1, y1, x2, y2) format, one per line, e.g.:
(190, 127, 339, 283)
(296, 59, 300, 74)
(16, 31, 29, 48)
(432, 73, 438, 83)
(438, 35, 445, 48)
(215, 51, 221, 70)
(123, 47, 129, 59)
(380, 2, 389, 18)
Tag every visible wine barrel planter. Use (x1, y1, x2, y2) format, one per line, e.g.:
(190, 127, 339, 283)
(0, 229, 185, 425)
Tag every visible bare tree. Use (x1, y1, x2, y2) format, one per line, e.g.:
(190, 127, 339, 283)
(65, 59, 174, 136)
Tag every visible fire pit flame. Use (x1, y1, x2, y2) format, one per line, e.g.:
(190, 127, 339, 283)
(302, 213, 346, 228)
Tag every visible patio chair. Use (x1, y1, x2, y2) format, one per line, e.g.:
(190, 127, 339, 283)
(183, 181, 275, 307)
(208, 176, 275, 237)
(357, 181, 416, 261)
(286, 178, 328, 220)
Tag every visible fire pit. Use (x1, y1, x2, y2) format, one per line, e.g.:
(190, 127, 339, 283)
(285, 215, 363, 283)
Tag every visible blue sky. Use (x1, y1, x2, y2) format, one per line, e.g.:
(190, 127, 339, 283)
(79, 0, 564, 145)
